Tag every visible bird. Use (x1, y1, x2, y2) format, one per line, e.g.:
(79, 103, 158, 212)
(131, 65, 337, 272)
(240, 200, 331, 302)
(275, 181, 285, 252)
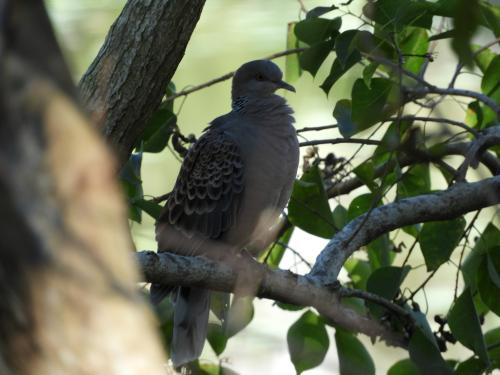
(151, 59, 299, 367)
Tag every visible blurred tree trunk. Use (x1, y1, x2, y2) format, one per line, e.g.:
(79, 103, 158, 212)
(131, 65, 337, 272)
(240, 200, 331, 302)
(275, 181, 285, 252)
(0, 1, 170, 374)
(79, 0, 206, 166)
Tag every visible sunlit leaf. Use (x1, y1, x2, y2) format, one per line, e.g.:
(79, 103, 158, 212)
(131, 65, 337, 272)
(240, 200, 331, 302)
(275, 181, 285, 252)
(286, 22, 302, 82)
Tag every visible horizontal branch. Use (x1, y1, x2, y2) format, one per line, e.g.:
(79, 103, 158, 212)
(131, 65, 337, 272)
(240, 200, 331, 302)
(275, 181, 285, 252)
(311, 175, 500, 284)
(137, 251, 407, 347)
(164, 48, 306, 102)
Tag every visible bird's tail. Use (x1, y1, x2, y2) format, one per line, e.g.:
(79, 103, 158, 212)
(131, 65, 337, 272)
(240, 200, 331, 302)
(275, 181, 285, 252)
(171, 287, 210, 367)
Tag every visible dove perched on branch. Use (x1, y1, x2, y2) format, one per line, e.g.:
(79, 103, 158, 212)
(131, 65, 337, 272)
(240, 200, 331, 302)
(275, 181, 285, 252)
(152, 60, 299, 367)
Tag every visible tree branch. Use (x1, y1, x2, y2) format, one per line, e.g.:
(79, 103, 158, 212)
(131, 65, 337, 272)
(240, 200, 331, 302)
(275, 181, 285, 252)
(327, 129, 500, 198)
(79, 0, 206, 166)
(163, 47, 306, 102)
(311, 175, 500, 285)
(137, 250, 407, 347)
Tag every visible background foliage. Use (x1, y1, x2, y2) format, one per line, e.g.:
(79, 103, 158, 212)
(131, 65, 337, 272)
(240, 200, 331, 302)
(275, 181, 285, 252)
(100, 0, 499, 373)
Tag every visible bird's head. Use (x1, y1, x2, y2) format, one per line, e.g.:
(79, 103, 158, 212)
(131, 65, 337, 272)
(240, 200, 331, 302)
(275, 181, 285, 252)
(231, 60, 295, 100)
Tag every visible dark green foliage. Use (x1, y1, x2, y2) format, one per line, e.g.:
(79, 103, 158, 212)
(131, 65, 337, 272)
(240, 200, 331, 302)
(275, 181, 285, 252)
(287, 310, 329, 374)
(335, 329, 375, 375)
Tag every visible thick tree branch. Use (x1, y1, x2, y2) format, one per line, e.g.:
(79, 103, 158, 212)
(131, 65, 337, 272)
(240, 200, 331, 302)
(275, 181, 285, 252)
(311, 176, 500, 284)
(79, 0, 206, 166)
(137, 251, 407, 348)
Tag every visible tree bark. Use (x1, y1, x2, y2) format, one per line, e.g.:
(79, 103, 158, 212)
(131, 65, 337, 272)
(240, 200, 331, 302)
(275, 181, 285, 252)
(0, 2, 167, 373)
(79, 0, 206, 166)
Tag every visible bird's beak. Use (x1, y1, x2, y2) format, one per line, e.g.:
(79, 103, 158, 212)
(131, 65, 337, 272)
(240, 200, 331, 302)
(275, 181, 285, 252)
(276, 80, 296, 92)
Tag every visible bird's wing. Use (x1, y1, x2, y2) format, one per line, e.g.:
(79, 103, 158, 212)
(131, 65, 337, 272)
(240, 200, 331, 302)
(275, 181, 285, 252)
(157, 129, 244, 239)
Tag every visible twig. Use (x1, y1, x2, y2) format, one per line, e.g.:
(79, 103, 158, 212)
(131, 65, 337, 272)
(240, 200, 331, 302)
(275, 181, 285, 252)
(340, 287, 411, 318)
(386, 116, 478, 137)
(449, 37, 500, 88)
(296, 124, 339, 133)
(408, 269, 437, 301)
(299, 138, 381, 147)
(164, 48, 306, 102)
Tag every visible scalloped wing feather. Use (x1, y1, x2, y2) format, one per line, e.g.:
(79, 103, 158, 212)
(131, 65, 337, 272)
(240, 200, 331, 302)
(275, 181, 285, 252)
(158, 130, 244, 239)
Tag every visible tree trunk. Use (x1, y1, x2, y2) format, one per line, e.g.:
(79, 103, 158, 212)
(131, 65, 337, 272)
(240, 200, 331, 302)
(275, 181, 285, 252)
(0, 2, 168, 373)
(79, 0, 206, 166)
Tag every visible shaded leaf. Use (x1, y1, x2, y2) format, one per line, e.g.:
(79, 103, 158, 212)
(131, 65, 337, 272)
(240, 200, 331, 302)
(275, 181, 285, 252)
(333, 204, 348, 231)
(451, 0, 480, 67)
(344, 258, 372, 290)
(347, 193, 375, 221)
(321, 54, 360, 94)
(454, 357, 486, 375)
(419, 217, 466, 271)
(409, 327, 453, 374)
(287, 310, 329, 374)
(295, 17, 341, 45)
(299, 40, 335, 76)
(448, 288, 490, 365)
(485, 327, 500, 369)
(333, 99, 355, 138)
(306, 5, 338, 19)
(140, 108, 176, 153)
(224, 296, 254, 338)
(477, 251, 500, 316)
(207, 323, 228, 356)
(120, 153, 143, 223)
(367, 234, 395, 269)
(133, 199, 162, 220)
(363, 0, 434, 30)
(335, 329, 375, 375)
(288, 166, 336, 238)
(472, 44, 496, 73)
(260, 226, 294, 269)
(397, 164, 430, 199)
(387, 359, 419, 375)
(366, 266, 409, 317)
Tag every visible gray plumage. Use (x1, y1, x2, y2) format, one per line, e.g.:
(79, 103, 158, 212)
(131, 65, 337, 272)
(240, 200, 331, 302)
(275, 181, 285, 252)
(152, 60, 299, 367)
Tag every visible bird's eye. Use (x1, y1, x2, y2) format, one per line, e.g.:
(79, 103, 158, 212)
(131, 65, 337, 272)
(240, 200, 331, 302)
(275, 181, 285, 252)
(256, 74, 265, 81)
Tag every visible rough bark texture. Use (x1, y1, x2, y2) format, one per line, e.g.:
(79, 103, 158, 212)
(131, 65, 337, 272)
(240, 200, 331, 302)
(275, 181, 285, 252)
(79, 0, 206, 166)
(311, 175, 500, 284)
(0, 2, 167, 373)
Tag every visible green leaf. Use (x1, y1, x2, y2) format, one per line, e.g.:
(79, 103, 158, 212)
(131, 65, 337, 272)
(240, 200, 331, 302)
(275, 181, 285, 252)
(451, 0, 480, 67)
(353, 161, 378, 191)
(294, 17, 341, 45)
(333, 99, 355, 138)
(333, 205, 348, 231)
(477, 251, 500, 316)
(344, 258, 372, 290)
(347, 193, 375, 221)
(419, 217, 466, 272)
(472, 44, 496, 73)
(260, 226, 294, 268)
(366, 266, 409, 317)
(387, 359, 419, 375)
(481, 55, 500, 114)
(335, 30, 362, 68)
(397, 164, 430, 199)
(133, 199, 162, 220)
(448, 288, 490, 365)
(224, 296, 254, 338)
(276, 301, 305, 311)
(462, 223, 500, 289)
(367, 234, 395, 269)
(140, 108, 176, 153)
(485, 327, 500, 369)
(321, 54, 360, 94)
(455, 357, 486, 375)
(350, 78, 399, 135)
(299, 40, 334, 76)
(207, 323, 228, 355)
(288, 166, 336, 239)
(306, 5, 338, 19)
(287, 310, 329, 374)
(286, 22, 302, 82)
(335, 329, 375, 375)
(210, 291, 230, 322)
(363, 0, 434, 30)
(409, 327, 453, 374)
(120, 153, 143, 223)
(399, 27, 429, 74)
(362, 62, 379, 88)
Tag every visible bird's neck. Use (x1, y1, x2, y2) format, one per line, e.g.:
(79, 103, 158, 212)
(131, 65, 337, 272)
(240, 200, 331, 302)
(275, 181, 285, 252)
(231, 94, 294, 121)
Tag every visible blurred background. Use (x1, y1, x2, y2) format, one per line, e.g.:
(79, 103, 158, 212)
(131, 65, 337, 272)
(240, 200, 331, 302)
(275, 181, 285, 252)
(46, 0, 499, 373)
